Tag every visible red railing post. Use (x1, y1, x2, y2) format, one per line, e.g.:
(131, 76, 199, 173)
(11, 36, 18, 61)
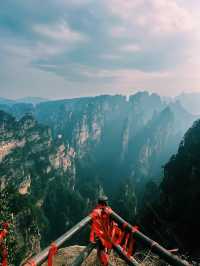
(47, 242, 58, 266)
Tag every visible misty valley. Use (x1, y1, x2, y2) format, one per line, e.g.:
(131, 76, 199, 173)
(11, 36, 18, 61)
(0, 92, 200, 265)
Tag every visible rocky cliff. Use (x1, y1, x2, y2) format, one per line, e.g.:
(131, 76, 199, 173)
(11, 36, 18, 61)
(0, 111, 87, 264)
(34, 93, 195, 208)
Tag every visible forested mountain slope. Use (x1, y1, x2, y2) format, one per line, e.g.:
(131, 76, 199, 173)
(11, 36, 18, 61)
(160, 119, 200, 256)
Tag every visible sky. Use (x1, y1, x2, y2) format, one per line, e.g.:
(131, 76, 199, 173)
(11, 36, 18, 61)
(0, 0, 200, 99)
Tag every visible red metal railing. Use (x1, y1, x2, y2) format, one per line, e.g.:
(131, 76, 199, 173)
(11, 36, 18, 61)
(21, 204, 191, 266)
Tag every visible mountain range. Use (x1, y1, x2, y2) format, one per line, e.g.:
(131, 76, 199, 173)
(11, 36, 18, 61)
(2, 91, 200, 114)
(0, 91, 199, 263)
(0, 96, 48, 106)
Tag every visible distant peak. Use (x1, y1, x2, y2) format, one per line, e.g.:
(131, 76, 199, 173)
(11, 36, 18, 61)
(16, 97, 49, 105)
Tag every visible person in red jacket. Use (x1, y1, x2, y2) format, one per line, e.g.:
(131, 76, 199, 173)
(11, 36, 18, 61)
(90, 196, 111, 266)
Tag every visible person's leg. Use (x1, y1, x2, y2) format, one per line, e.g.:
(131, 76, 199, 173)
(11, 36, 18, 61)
(97, 240, 109, 266)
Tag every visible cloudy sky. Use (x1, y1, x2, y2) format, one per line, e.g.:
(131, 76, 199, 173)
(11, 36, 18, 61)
(0, 0, 200, 99)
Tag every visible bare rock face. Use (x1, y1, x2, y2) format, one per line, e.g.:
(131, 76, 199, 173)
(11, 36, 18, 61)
(49, 144, 75, 172)
(18, 175, 31, 195)
(0, 140, 25, 162)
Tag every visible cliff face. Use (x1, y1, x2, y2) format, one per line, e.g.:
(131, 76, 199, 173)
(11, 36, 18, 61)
(160, 119, 200, 255)
(0, 111, 81, 263)
(34, 93, 194, 193)
(0, 111, 76, 193)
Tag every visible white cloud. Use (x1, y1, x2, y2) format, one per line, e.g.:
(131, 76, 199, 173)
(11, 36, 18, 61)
(1, 20, 89, 63)
(100, 53, 122, 60)
(33, 21, 87, 43)
(110, 26, 129, 38)
(57, 0, 92, 6)
(119, 44, 141, 52)
(2, 40, 63, 61)
(31, 21, 88, 58)
(99, 44, 141, 62)
(107, 0, 195, 36)
(75, 64, 169, 80)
